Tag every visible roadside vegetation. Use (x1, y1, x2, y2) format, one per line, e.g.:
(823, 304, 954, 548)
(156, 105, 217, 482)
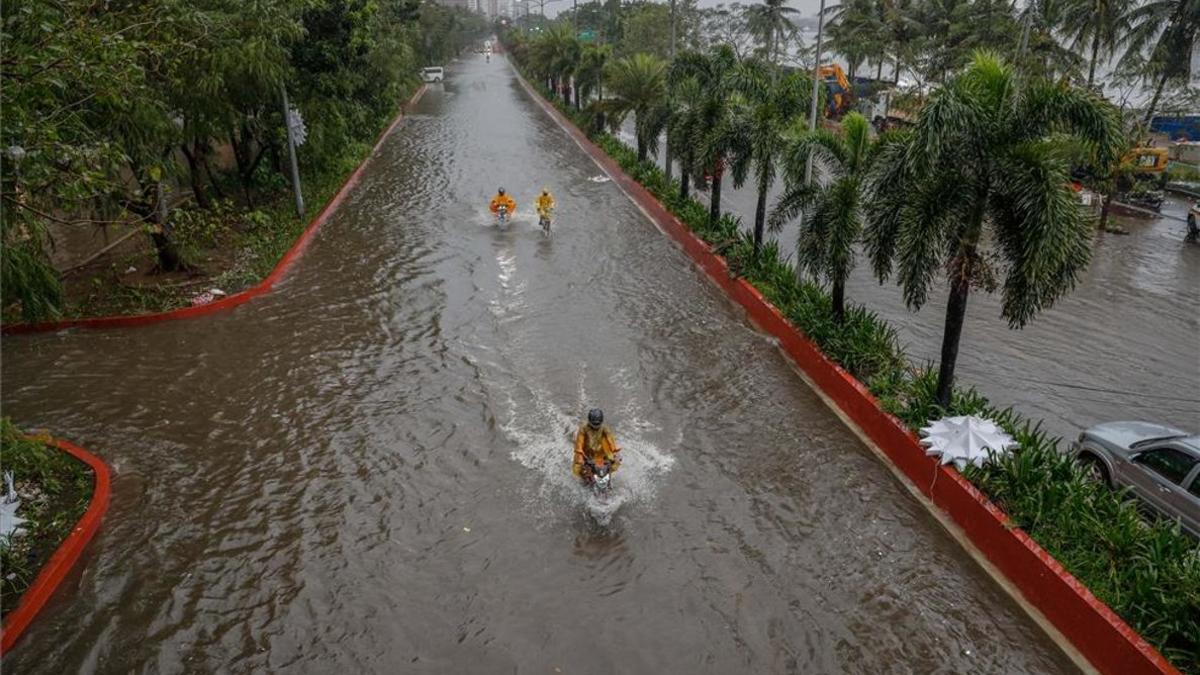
(503, 13, 1200, 667)
(1, 0, 488, 324)
(0, 419, 93, 617)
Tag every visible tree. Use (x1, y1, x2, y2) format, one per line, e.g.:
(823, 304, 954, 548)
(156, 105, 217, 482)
(666, 73, 706, 202)
(576, 43, 613, 112)
(671, 46, 741, 226)
(1119, 0, 1200, 124)
(771, 113, 886, 321)
(700, 3, 752, 58)
(743, 0, 800, 64)
(864, 53, 1123, 408)
(1061, 0, 1132, 87)
(603, 53, 669, 162)
(726, 61, 811, 255)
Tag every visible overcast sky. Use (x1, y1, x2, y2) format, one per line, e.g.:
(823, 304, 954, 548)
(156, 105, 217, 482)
(545, 0, 828, 20)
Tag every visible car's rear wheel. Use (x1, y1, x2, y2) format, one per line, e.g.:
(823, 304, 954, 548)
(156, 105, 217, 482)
(1079, 454, 1111, 486)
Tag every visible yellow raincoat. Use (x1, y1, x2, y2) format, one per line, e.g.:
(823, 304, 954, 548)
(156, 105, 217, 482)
(535, 191, 555, 218)
(573, 423, 621, 477)
(489, 193, 516, 215)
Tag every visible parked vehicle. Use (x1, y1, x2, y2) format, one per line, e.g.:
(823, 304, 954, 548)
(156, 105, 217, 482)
(421, 66, 444, 83)
(1071, 421, 1200, 538)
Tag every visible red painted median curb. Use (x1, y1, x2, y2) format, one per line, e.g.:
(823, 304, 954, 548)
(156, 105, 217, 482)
(2, 85, 429, 336)
(515, 69, 1179, 675)
(1, 436, 111, 654)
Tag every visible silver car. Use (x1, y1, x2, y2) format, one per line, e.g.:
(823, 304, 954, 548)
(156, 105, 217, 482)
(1070, 421, 1200, 538)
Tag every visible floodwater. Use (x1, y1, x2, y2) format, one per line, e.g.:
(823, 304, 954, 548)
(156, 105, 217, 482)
(641, 136, 1200, 442)
(1, 56, 1076, 673)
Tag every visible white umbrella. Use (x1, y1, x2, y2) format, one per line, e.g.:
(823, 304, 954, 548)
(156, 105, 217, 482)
(920, 415, 1016, 470)
(0, 471, 27, 542)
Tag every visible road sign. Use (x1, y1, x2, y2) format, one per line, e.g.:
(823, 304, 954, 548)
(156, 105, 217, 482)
(578, 30, 595, 41)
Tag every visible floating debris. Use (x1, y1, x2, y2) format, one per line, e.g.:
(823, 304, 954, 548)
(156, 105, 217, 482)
(190, 288, 228, 307)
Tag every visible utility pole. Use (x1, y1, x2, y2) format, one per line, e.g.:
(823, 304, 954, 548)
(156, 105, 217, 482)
(665, 0, 677, 184)
(798, 0, 826, 280)
(281, 86, 305, 218)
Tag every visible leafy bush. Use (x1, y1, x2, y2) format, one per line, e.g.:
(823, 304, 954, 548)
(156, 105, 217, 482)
(0, 419, 92, 617)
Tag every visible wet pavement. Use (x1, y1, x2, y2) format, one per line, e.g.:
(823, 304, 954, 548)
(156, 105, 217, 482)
(640, 136, 1200, 443)
(1, 56, 1077, 673)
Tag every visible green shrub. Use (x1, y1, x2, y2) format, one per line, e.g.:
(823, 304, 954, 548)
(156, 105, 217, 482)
(0, 419, 92, 617)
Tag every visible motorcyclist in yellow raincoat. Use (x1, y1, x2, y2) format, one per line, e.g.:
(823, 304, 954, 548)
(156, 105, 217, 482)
(489, 187, 516, 217)
(534, 188, 555, 222)
(573, 408, 621, 481)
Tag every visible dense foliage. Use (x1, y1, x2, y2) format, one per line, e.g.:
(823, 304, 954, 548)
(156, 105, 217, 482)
(0, 419, 93, 617)
(1, 0, 487, 322)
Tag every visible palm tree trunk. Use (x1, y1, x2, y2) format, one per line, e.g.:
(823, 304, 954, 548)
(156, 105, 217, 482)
(709, 168, 723, 227)
(935, 267, 971, 409)
(1142, 69, 1170, 125)
(1087, 30, 1100, 88)
(680, 162, 690, 201)
(753, 184, 768, 254)
(665, 135, 674, 183)
(637, 130, 648, 163)
(876, 57, 884, 81)
(832, 277, 846, 323)
(1098, 190, 1112, 231)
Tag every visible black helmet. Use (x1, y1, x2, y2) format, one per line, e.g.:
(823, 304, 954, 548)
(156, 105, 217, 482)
(587, 408, 604, 427)
(498, 187, 506, 194)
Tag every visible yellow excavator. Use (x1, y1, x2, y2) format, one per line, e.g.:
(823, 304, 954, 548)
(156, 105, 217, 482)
(818, 64, 854, 117)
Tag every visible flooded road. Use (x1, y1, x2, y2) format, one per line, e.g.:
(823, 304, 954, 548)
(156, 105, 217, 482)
(660, 143, 1200, 442)
(1, 56, 1075, 673)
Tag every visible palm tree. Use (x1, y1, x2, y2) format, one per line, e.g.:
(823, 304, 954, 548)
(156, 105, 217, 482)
(603, 53, 668, 162)
(744, 0, 800, 64)
(667, 78, 703, 202)
(824, 0, 887, 79)
(1061, 0, 1132, 87)
(576, 42, 612, 112)
(726, 61, 811, 255)
(670, 46, 741, 226)
(770, 112, 884, 321)
(1120, 0, 1200, 124)
(864, 53, 1123, 408)
(546, 23, 582, 105)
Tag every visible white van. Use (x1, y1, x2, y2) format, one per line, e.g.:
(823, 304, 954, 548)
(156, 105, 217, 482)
(421, 67, 444, 83)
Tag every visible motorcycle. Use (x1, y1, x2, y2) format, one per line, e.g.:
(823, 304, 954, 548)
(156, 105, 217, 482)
(583, 460, 613, 500)
(537, 207, 553, 234)
(496, 203, 509, 225)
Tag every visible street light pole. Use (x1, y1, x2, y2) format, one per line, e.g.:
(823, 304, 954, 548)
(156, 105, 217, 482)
(281, 86, 305, 218)
(798, 0, 826, 280)
(664, 0, 677, 184)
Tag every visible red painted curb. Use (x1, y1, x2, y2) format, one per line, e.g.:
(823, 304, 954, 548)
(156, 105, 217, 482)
(2, 85, 429, 335)
(515, 71, 1180, 675)
(1, 436, 111, 653)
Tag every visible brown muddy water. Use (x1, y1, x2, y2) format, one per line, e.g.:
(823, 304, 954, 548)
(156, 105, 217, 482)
(1, 56, 1077, 673)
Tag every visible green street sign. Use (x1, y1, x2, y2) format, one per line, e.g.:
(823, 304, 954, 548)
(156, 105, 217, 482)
(578, 30, 595, 41)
